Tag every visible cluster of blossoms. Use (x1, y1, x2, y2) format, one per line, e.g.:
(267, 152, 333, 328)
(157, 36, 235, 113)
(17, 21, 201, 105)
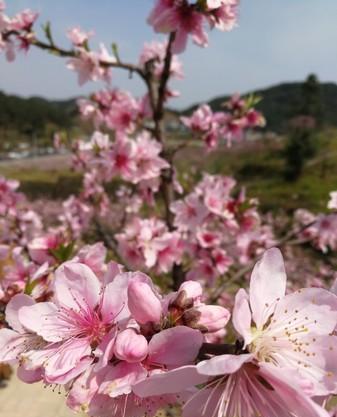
(78, 89, 148, 134)
(294, 193, 337, 253)
(116, 217, 183, 274)
(2, 0, 337, 416)
(171, 175, 275, 282)
(0, 1, 38, 61)
(74, 130, 169, 186)
(148, 0, 239, 53)
(181, 94, 265, 149)
(0, 175, 99, 306)
(77, 40, 184, 132)
(1, 248, 337, 417)
(66, 26, 116, 86)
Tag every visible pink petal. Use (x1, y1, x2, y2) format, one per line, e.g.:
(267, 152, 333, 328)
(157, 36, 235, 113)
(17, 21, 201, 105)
(250, 248, 286, 328)
(197, 353, 253, 376)
(5, 294, 35, 333)
(99, 362, 147, 398)
(232, 288, 253, 346)
(273, 287, 337, 335)
(54, 262, 101, 311)
(0, 329, 24, 363)
(100, 281, 128, 323)
(19, 302, 58, 342)
(133, 366, 207, 397)
(148, 326, 203, 366)
(44, 339, 92, 384)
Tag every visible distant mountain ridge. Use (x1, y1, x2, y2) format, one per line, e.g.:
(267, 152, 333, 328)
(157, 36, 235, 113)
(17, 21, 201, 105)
(182, 82, 337, 133)
(1, 81, 337, 136)
(0, 91, 77, 134)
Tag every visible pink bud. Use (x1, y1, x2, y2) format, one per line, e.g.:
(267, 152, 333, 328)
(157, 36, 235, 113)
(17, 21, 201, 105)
(190, 305, 230, 333)
(128, 281, 162, 324)
(114, 329, 148, 363)
(178, 281, 203, 301)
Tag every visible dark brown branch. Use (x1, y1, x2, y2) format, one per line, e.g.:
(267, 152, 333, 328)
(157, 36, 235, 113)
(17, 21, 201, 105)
(4, 29, 146, 80)
(198, 343, 238, 358)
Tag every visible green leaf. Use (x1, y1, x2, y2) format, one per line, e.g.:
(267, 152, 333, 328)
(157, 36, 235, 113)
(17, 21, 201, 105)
(50, 242, 75, 263)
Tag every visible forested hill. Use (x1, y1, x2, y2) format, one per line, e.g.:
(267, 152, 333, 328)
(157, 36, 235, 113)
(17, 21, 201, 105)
(1, 81, 337, 136)
(0, 91, 77, 134)
(182, 82, 337, 133)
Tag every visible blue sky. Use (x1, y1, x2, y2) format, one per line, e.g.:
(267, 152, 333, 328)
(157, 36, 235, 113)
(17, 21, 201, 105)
(1, 0, 337, 109)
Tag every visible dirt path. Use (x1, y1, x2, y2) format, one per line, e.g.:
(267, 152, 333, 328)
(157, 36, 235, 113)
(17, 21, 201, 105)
(0, 154, 72, 171)
(0, 374, 84, 417)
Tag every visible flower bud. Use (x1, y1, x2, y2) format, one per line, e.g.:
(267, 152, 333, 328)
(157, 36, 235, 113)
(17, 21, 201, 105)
(178, 281, 203, 301)
(114, 329, 148, 363)
(128, 281, 162, 324)
(184, 305, 230, 333)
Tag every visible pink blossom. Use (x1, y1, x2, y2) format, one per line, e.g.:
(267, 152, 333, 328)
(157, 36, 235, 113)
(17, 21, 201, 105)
(0, 293, 46, 382)
(73, 242, 107, 277)
(16, 262, 131, 384)
(103, 135, 137, 181)
(133, 132, 169, 182)
(67, 45, 114, 86)
(139, 40, 183, 79)
(67, 26, 94, 46)
(148, 0, 208, 53)
(59, 195, 92, 239)
(134, 354, 330, 417)
(171, 193, 208, 231)
(28, 233, 63, 265)
(232, 248, 337, 395)
(181, 104, 214, 133)
(2, 247, 36, 293)
(116, 217, 182, 272)
(9, 9, 38, 31)
(207, 1, 239, 32)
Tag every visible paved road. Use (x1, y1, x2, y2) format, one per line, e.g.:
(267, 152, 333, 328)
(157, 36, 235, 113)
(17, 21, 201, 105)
(0, 374, 83, 417)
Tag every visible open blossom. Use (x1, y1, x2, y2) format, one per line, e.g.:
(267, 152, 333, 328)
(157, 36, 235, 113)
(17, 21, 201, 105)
(133, 132, 169, 182)
(59, 195, 92, 239)
(148, 0, 208, 53)
(116, 217, 183, 273)
(105, 92, 141, 134)
(295, 209, 337, 253)
(0, 247, 37, 300)
(232, 248, 337, 395)
(9, 9, 38, 31)
(147, 0, 239, 53)
(134, 354, 330, 417)
(206, 0, 239, 32)
(182, 95, 264, 149)
(0, 294, 47, 378)
(171, 174, 273, 285)
(103, 135, 137, 181)
(67, 26, 94, 46)
(171, 193, 208, 231)
(28, 232, 64, 265)
(0, 4, 38, 61)
(139, 40, 183, 79)
(67, 44, 115, 86)
(79, 89, 143, 134)
(4, 262, 133, 384)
